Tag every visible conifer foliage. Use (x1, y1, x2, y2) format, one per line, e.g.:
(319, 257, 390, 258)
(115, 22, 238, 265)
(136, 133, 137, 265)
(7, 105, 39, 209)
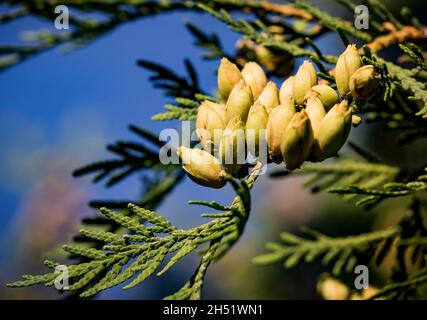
(3, 0, 427, 299)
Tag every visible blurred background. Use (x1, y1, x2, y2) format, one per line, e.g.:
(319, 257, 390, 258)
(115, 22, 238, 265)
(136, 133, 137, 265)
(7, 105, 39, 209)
(0, 0, 426, 299)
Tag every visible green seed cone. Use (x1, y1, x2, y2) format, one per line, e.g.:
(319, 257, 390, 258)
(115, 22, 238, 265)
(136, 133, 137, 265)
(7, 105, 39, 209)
(256, 80, 279, 113)
(306, 84, 339, 111)
(196, 100, 226, 151)
(349, 65, 378, 100)
(314, 100, 352, 161)
(177, 146, 226, 189)
(305, 96, 326, 135)
(293, 61, 317, 105)
(241, 61, 267, 99)
(245, 102, 268, 158)
(266, 95, 296, 163)
(335, 44, 361, 97)
(280, 110, 314, 170)
(219, 116, 246, 175)
(225, 80, 253, 124)
(279, 76, 294, 105)
(217, 57, 243, 100)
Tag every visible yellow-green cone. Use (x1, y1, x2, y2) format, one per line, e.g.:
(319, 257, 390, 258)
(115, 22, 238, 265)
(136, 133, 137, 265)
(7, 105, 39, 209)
(241, 61, 267, 99)
(177, 146, 226, 189)
(217, 57, 243, 100)
(219, 116, 246, 175)
(293, 60, 318, 105)
(279, 76, 294, 105)
(335, 44, 361, 97)
(256, 81, 280, 113)
(245, 102, 268, 158)
(352, 114, 362, 127)
(196, 100, 226, 151)
(349, 65, 378, 100)
(314, 100, 352, 161)
(317, 275, 350, 300)
(305, 96, 326, 135)
(306, 84, 339, 111)
(266, 95, 296, 163)
(225, 79, 253, 124)
(280, 110, 314, 170)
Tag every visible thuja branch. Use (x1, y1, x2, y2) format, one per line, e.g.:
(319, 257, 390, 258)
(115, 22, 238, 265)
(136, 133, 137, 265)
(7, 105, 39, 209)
(366, 26, 427, 53)
(72, 124, 184, 209)
(0, 0, 313, 71)
(380, 58, 427, 118)
(271, 159, 400, 207)
(7, 167, 260, 299)
(166, 170, 260, 300)
(329, 171, 427, 207)
(372, 266, 427, 299)
(293, 0, 372, 42)
(136, 58, 213, 121)
(197, 3, 338, 65)
(5, 0, 427, 301)
(253, 227, 400, 275)
(62, 124, 185, 297)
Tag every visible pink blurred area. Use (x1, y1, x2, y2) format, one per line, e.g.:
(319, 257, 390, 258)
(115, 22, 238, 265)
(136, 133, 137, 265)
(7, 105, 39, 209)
(0, 157, 90, 299)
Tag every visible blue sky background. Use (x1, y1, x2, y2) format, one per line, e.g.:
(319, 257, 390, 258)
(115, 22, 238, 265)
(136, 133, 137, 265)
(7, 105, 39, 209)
(0, 10, 251, 225)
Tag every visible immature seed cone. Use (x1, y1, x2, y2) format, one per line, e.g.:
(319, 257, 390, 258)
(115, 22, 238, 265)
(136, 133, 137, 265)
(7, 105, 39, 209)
(349, 65, 378, 100)
(350, 287, 380, 300)
(196, 100, 226, 151)
(177, 146, 225, 189)
(351, 115, 362, 127)
(225, 80, 253, 124)
(306, 84, 339, 111)
(335, 44, 361, 97)
(314, 100, 352, 161)
(317, 275, 349, 300)
(266, 95, 296, 163)
(256, 81, 279, 113)
(305, 96, 326, 135)
(245, 102, 268, 158)
(293, 60, 318, 105)
(219, 116, 246, 175)
(279, 76, 294, 105)
(241, 61, 267, 99)
(280, 110, 314, 170)
(217, 57, 243, 100)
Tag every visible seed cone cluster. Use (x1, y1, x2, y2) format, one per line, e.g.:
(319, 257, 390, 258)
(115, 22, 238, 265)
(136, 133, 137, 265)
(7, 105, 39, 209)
(178, 45, 377, 188)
